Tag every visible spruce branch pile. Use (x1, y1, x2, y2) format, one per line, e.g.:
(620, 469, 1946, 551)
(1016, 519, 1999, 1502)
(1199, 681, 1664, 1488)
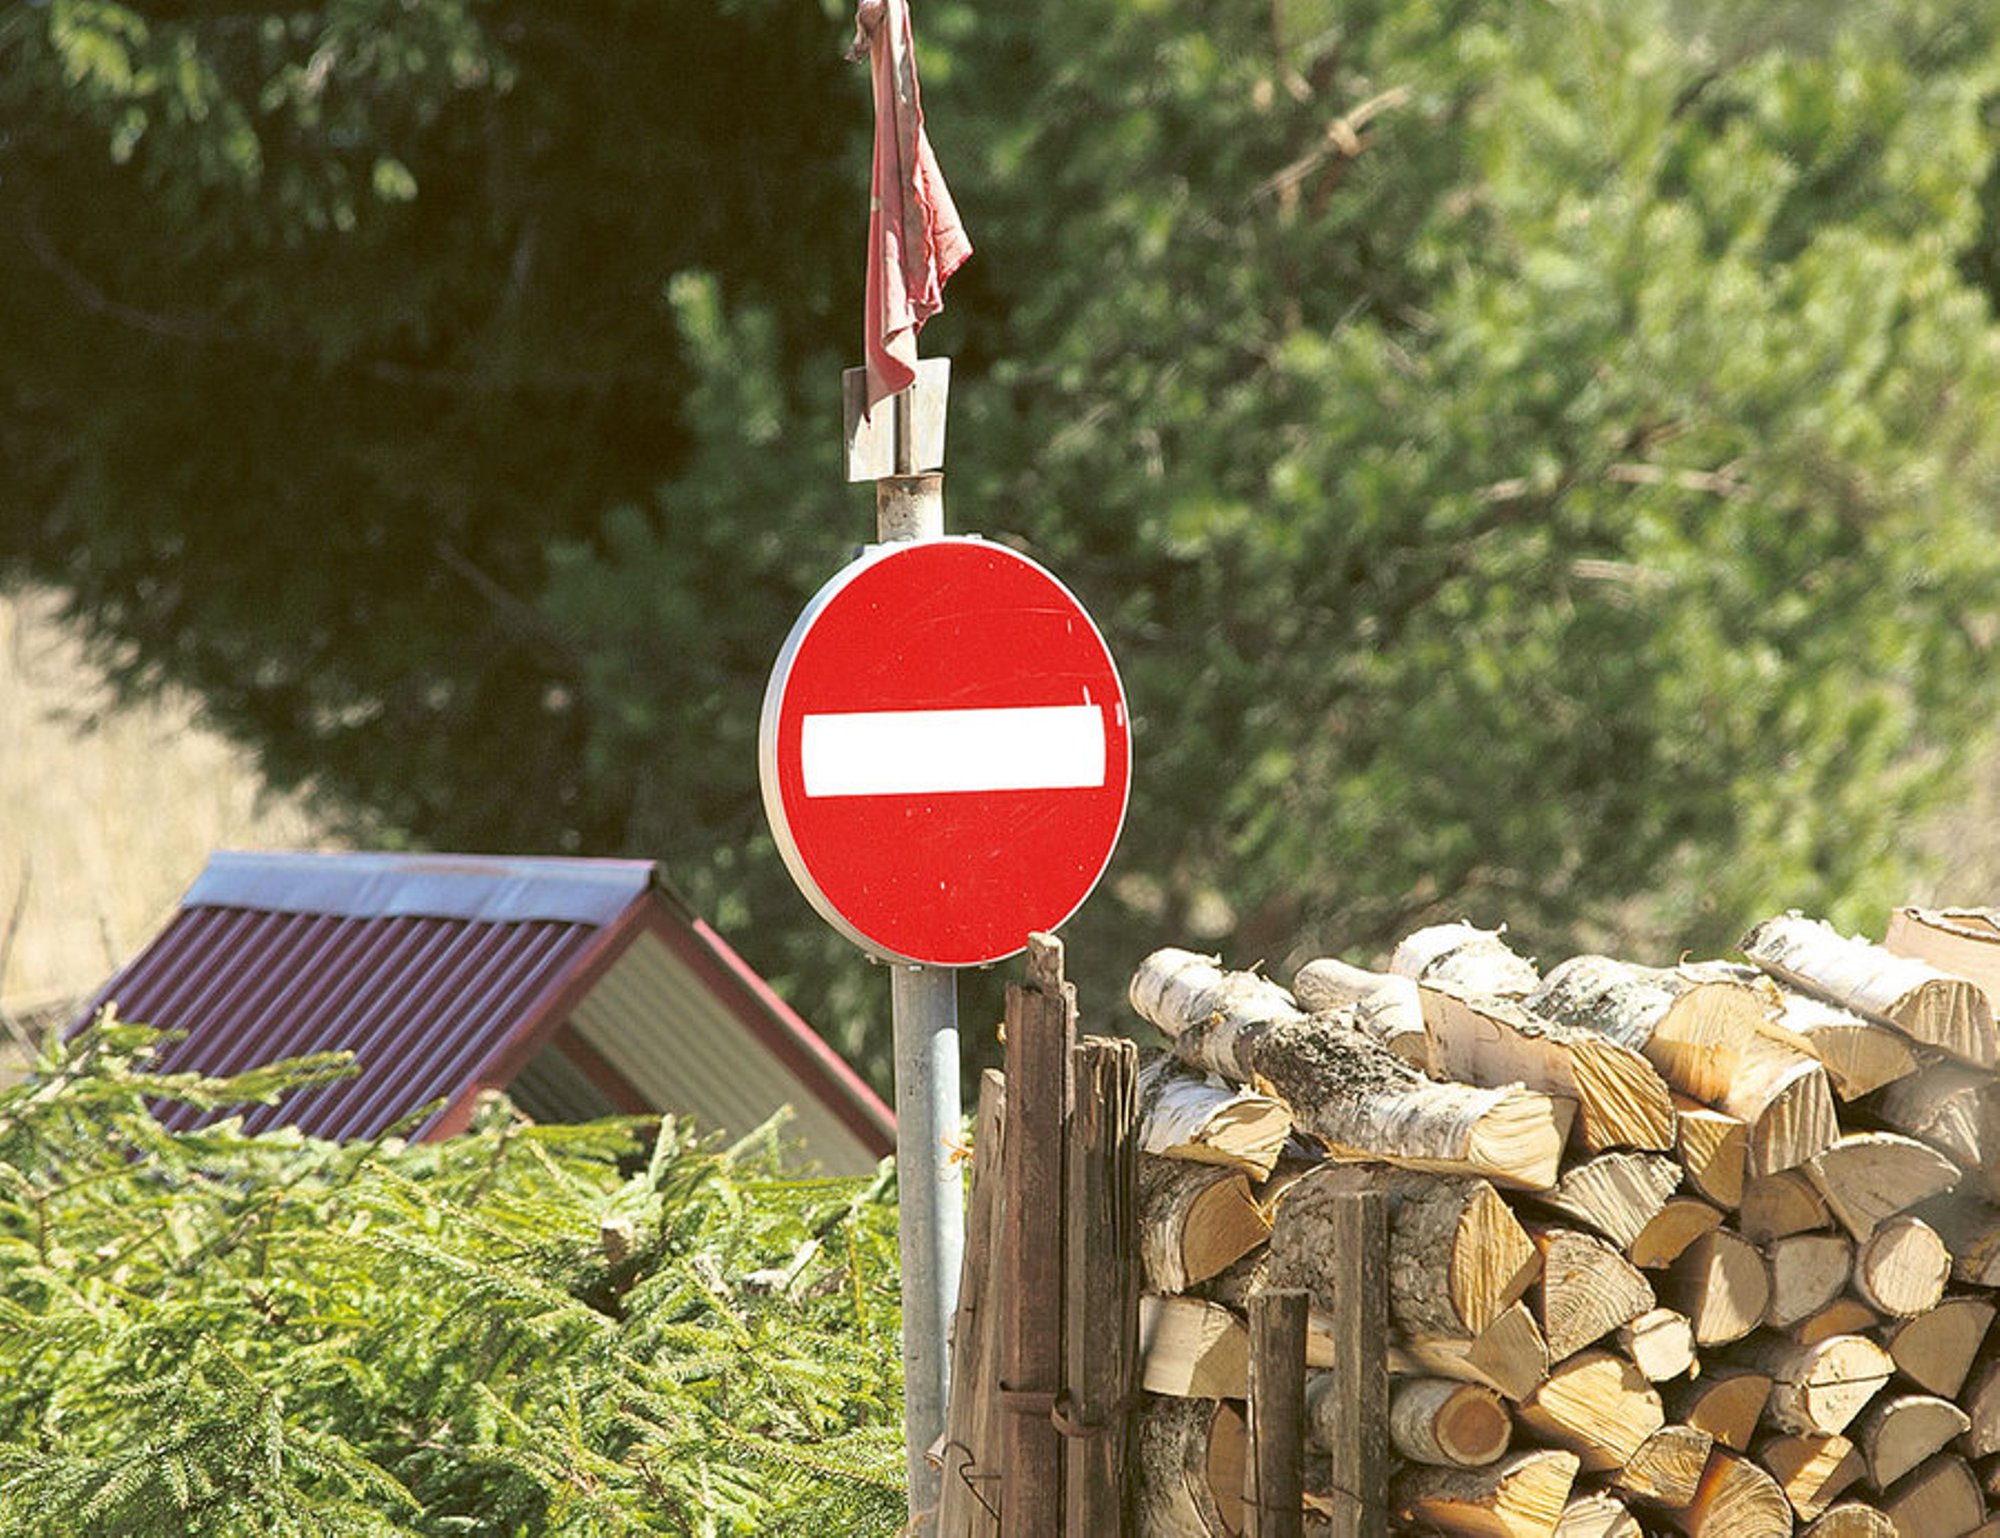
(0, 1016, 906, 1536)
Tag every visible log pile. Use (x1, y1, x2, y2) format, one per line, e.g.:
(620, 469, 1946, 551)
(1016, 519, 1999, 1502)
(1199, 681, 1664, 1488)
(1123, 907, 2000, 1536)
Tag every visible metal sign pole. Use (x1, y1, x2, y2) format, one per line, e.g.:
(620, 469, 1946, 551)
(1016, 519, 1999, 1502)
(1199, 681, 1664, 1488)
(873, 384, 964, 1516)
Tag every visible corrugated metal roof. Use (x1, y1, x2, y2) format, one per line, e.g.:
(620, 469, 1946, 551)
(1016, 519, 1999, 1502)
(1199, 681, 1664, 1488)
(77, 851, 895, 1167)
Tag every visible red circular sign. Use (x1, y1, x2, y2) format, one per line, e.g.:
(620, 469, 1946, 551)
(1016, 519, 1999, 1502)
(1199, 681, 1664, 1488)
(760, 538, 1130, 967)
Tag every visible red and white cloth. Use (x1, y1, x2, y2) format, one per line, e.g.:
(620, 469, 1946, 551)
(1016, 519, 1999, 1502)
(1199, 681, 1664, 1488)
(854, 0, 971, 416)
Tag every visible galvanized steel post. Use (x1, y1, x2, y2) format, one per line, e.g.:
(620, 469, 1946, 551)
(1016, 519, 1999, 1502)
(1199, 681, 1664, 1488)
(877, 431, 965, 1517)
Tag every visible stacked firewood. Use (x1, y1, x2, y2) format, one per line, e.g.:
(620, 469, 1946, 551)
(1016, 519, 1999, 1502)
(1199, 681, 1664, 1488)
(1125, 906, 2000, 1537)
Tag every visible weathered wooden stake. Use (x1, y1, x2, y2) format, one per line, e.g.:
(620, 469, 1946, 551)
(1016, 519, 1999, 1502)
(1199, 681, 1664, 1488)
(1319, 1189, 1391, 1537)
(1000, 933, 1075, 1535)
(1062, 1035, 1140, 1534)
(937, 1069, 1008, 1537)
(1246, 1288, 1309, 1538)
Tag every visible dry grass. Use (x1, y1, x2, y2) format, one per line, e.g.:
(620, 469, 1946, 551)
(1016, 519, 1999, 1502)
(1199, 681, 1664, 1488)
(0, 586, 333, 1024)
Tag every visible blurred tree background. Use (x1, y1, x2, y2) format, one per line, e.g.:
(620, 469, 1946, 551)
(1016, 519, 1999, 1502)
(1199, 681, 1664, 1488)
(5, 0, 2000, 1092)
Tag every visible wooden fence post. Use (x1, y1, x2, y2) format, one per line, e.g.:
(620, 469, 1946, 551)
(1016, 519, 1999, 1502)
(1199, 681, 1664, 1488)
(1320, 1190, 1390, 1538)
(1000, 934, 1075, 1535)
(937, 1069, 1009, 1535)
(1246, 1289, 1309, 1538)
(1062, 1035, 1139, 1534)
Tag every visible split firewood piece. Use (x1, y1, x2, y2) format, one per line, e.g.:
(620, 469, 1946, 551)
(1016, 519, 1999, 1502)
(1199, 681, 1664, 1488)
(1879, 1294, 1995, 1398)
(1741, 912, 2000, 1068)
(1609, 1423, 1714, 1509)
(1758, 1432, 1866, 1523)
(1352, 1375, 1512, 1469)
(1209, 1162, 1538, 1342)
(1662, 1448, 1794, 1536)
(1516, 1350, 1666, 1472)
(1130, 949, 1570, 1189)
(1668, 1367, 1773, 1453)
(1800, 1505, 1896, 1538)
(1132, 1394, 1246, 1538)
(1657, 1227, 1769, 1348)
(1528, 1150, 1683, 1250)
(1764, 1232, 1855, 1333)
(1291, 957, 1430, 1069)
(1802, 1132, 1960, 1240)
(1869, 1058, 2000, 1189)
(1959, 1356, 2000, 1457)
(1795, 1299, 1881, 1346)
(1138, 1054, 1294, 1178)
(1629, 1196, 1725, 1270)
(1883, 905, 2000, 1007)
(1529, 955, 1764, 1107)
(1879, 1454, 1985, 1538)
(1689, 958, 1923, 1101)
(1851, 1214, 1950, 1319)
(1852, 1393, 1972, 1490)
(1139, 1156, 1273, 1294)
(1530, 1226, 1656, 1362)
(1394, 1299, 1552, 1405)
(1714, 1031, 1838, 1178)
(1675, 1101, 1749, 1210)
(1744, 1334, 1894, 1438)
(1391, 921, 1543, 999)
(1912, 1191, 2000, 1286)
(1419, 980, 1675, 1155)
(1391, 1447, 1580, 1538)
(1740, 1168, 1833, 1244)
(1619, 1307, 1696, 1382)
(1138, 1294, 1249, 1399)
(1554, 1491, 1642, 1537)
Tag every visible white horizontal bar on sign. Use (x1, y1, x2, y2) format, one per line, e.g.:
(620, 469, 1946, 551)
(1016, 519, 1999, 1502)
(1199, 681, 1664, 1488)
(800, 704, 1108, 798)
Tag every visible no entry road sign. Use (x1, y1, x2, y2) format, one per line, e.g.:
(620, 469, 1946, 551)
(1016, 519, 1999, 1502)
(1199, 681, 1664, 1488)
(760, 537, 1130, 967)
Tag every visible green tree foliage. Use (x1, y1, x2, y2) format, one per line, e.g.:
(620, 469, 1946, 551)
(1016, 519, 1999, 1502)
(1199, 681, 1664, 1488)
(0, 1017, 906, 1535)
(5, 1, 2000, 1081)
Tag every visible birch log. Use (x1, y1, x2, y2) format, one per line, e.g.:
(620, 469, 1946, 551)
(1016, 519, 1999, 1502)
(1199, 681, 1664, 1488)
(1390, 922, 1542, 999)
(1712, 1031, 1838, 1178)
(1139, 1155, 1273, 1293)
(1883, 906, 2000, 1007)
(1744, 1334, 1894, 1437)
(1741, 913, 1999, 1068)
(1130, 950, 1568, 1189)
(1291, 957, 1429, 1069)
(1418, 980, 1676, 1155)
(1138, 1055, 1294, 1179)
(1133, 1395, 1245, 1538)
(1528, 955, 1764, 1106)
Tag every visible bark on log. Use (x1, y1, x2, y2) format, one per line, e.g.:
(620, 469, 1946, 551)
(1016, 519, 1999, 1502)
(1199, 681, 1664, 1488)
(1628, 1197, 1726, 1271)
(1879, 1294, 1995, 1399)
(1686, 957, 1921, 1101)
(1851, 1214, 1950, 1320)
(1530, 1226, 1657, 1363)
(1744, 1334, 1894, 1437)
(1516, 1350, 1666, 1472)
(1133, 1394, 1246, 1538)
(1362, 1376, 1511, 1469)
(1291, 958, 1429, 1070)
(1879, 1454, 1984, 1538)
(1658, 1227, 1769, 1348)
(1418, 980, 1676, 1155)
(1391, 1448, 1580, 1538)
(1741, 913, 2000, 1068)
(1528, 1150, 1682, 1251)
(1802, 1132, 1960, 1241)
(1139, 1054, 1295, 1179)
(1131, 950, 1569, 1190)
(1529, 955, 1764, 1107)
(1757, 1432, 1865, 1522)
(1390, 922, 1542, 1000)
(1662, 1448, 1793, 1536)
(1852, 1393, 1971, 1490)
(1140, 1155, 1274, 1294)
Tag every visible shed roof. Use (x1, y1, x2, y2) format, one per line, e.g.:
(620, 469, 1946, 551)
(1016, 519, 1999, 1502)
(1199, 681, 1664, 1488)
(78, 851, 895, 1172)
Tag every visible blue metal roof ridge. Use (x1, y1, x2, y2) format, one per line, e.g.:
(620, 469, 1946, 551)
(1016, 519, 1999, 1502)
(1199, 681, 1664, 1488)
(183, 851, 658, 928)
